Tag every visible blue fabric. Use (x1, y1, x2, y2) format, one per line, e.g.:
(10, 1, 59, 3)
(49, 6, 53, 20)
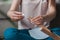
(4, 28, 36, 40)
(51, 27, 60, 36)
(4, 27, 60, 40)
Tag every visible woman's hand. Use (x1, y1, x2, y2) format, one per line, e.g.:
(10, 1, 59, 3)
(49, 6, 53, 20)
(7, 10, 24, 22)
(28, 16, 44, 25)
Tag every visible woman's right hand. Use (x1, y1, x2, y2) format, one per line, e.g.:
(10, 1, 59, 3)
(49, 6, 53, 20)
(7, 10, 24, 22)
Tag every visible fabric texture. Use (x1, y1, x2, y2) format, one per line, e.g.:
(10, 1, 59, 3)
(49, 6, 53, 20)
(4, 27, 60, 40)
(18, 0, 49, 39)
(18, 0, 49, 29)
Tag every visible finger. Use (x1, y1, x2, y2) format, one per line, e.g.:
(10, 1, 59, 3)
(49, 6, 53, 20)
(18, 16, 24, 20)
(12, 17, 19, 20)
(32, 16, 43, 21)
(13, 16, 23, 20)
(12, 13, 23, 17)
(14, 12, 22, 15)
(32, 17, 43, 22)
(36, 21, 43, 25)
(13, 15, 23, 17)
(33, 21, 42, 25)
(33, 17, 43, 22)
(31, 19, 43, 24)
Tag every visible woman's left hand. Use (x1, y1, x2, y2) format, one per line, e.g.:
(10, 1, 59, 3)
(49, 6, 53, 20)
(28, 16, 44, 25)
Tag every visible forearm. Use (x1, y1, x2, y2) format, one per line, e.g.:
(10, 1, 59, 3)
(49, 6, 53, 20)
(43, 6, 56, 22)
(9, 0, 21, 11)
(43, 0, 56, 22)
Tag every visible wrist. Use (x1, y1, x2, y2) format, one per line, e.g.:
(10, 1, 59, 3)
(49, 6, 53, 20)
(42, 15, 49, 22)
